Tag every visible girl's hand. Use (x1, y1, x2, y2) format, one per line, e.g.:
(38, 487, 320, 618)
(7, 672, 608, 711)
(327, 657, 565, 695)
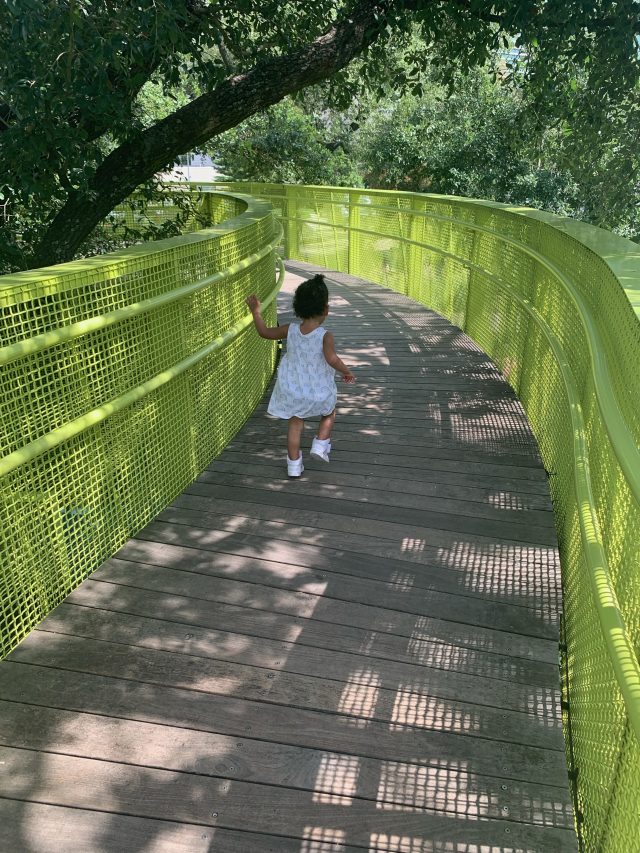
(342, 371, 356, 384)
(245, 294, 260, 313)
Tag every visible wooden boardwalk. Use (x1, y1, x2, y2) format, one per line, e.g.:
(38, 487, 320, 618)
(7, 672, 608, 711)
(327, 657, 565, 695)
(0, 263, 577, 852)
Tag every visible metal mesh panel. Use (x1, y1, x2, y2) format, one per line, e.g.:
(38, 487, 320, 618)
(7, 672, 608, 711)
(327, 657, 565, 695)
(230, 182, 640, 853)
(94, 186, 240, 242)
(0, 192, 280, 659)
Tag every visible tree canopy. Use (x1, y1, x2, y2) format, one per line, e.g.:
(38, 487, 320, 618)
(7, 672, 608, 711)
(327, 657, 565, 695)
(213, 99, 363, 186)
(1, 0, 639, 270)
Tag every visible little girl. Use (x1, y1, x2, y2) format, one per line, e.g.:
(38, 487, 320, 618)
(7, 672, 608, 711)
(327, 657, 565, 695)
(246, 274, 355, 477)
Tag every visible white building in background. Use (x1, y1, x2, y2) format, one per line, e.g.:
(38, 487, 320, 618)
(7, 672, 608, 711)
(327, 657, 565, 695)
(161, 151, 225, 184)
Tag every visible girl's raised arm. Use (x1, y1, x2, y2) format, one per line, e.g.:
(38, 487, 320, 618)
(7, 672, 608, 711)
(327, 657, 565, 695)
(246, 295, 289, 340)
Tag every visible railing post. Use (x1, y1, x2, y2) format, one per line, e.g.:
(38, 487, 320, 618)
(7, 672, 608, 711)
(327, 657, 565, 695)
(204, 190, 214, 226)
(407, 195, 423, 300)
(463, 227, 478, 333)
(285, 185, 298, 260)
(347, 190, 360, 276)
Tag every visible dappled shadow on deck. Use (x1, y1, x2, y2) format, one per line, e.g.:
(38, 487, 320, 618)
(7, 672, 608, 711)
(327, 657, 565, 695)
(0, 263, 577, 852)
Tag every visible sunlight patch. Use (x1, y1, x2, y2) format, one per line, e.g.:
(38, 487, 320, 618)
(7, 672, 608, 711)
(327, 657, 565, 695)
(312, 753, 360, 805)
(337, 669, 381, 726)
(301, 826, 347, 851)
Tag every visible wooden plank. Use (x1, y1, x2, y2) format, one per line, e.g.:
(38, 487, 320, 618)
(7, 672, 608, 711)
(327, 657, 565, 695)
(120, 530, 561, 618)
(205, 459, 554, 510)
(36, 604, 562, 748)
(255, 390, 530, 406)
(222, 442, 552, 492)
(68, 580, 560, 679)
(154, 504, 561, 593)
(0, 701, 573, 827)
(126, 528, 559, 637)
(256, 415, 551, 464)
(197, 470, 553, 526)
(0, 799, 319, 853)
(0, 658, 567, 788)
(0, 661, 565, 788)
(113, 542, 560, 645)
(18, 618, 556, 726)
(182, 480, 557, 543)
(234, 422, 544, 464)
(335, 352, 503, 363)
(0, 747, 577, 851)
(237, 414, 541, 448)
(168, 489, 556, 552)
(338, 351, 499, 363)
(307, 378, 521, 393)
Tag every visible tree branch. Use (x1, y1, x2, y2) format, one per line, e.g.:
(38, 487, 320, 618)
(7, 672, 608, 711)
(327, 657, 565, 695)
(31, 0, 402, 267)
(215, 29, 237, 74)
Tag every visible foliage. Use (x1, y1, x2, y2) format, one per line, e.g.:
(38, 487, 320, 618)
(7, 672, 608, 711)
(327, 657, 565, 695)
(1, 1, 638, 269)
(538, 74, 640, 238)
(212, 100, 362, 186)
(0, 0, 218, 270)
(357, 71, 581, 216)
(217, 59, 638, 240)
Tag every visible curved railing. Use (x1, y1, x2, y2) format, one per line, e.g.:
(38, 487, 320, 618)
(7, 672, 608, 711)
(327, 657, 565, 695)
(0, 190, 283, 658)
(2, 180, 638, 850)
(212, 182, 640, 853)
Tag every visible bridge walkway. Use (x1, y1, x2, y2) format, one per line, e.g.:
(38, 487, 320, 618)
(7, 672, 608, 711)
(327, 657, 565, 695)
(0, 263, 577, 852)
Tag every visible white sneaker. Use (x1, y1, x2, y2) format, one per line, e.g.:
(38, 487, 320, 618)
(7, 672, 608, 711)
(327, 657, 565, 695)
(287, 453, 304, 477)
(310, 437, 331, 463)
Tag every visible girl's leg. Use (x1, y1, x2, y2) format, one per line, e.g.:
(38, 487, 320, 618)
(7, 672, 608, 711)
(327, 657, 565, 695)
(287, 417, 304, 460)
(310, 411, 334, 463)
(317, 410, 335, 441)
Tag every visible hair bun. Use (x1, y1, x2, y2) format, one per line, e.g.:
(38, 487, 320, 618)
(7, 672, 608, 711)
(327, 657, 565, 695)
(293, 274, 329, 320)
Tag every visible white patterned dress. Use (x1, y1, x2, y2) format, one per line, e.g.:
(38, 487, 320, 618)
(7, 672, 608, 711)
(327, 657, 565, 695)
(267, 323, 337, 419)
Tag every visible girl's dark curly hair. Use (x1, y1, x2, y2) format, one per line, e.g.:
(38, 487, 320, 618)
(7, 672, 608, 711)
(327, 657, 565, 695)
(293, 275, 329, 319)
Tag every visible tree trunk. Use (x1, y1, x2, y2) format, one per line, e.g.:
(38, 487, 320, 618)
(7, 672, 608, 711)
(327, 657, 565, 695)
(30, 0, 400, 268)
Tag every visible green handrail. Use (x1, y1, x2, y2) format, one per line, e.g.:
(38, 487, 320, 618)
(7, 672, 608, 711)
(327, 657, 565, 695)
(0, 229, 283, 367)
(513, 293, 640, 744)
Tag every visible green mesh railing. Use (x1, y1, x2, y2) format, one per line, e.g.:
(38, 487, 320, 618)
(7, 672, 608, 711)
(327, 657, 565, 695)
(95, 185, 232, 242)
(2, 181, 638, 850)
(212, 182, 640, 852)
(0, 190, 283, 659)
